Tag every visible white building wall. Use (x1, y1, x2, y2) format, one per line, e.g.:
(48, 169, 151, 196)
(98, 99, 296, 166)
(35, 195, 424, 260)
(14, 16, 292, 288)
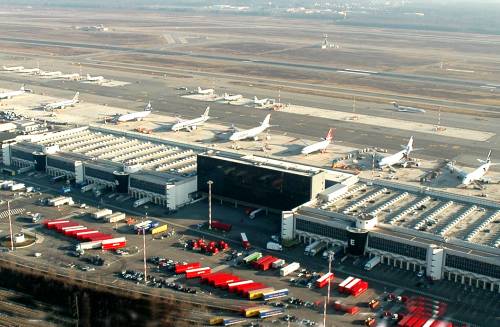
(426, 244, 445, 280)
(281, 211, 295, 241)
(2, 144, 11, 166)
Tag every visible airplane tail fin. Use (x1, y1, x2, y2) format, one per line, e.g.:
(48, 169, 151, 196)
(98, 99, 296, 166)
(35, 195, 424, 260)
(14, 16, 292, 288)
(326, 128, 335, 142)
(254, 96, 258, 102)
(86, 74, 91, 80)
(73, 92, 79, 101)
(392, 101, 399, 108)
(197, 87, 202, 93)
(145, 101, 152, 111)
(406, 136, 414, 152)
(203, 106, 210, 117)
(20, 84, 25, 91)
(261, 114, 271, 127)
(487, 150, 492, 162)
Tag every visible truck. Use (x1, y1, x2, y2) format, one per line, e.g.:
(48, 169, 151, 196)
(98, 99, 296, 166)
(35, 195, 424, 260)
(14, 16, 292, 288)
(262, 289, 289, 301)
(81, 183, 96, 192)
(104, 212, 126, 223)
(322, 244, 345, 260)
(304, 240, 320, 255)
(133, 197, 151, 208)
(210, 220, 232, 232)
(305, 240, 327, 256)
(10, 183, 25, 191)
(241, 233, 250, 249)
(364, 256, 381, 271)
(243, 252, 262, 264)
(60, 185, 71, 194)
(101, 237, 127, 250)
(279, 262, 300, 276)
(266, 242, 283, 251)
(134, 220, 159, 233)
(92, 208, 113, 220)
(47, 196, 74, 206)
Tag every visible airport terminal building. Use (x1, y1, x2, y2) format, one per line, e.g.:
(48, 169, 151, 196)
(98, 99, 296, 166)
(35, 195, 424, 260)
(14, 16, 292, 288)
(2, 126, 199, 209)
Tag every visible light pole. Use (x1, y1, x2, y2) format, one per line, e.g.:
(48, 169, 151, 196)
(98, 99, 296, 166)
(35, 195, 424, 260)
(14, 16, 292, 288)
(207, 180, 213, 229)
(8, 201, 14, 251)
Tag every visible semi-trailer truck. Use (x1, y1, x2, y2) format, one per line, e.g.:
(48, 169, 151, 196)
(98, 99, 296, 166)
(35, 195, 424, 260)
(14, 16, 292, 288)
(305, 241, 327, 256)
(364, 256, 381, 271)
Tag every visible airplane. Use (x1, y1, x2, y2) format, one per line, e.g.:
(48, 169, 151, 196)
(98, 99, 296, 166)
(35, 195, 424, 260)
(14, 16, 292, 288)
(2, 66, 24, 71)
(378, 136, 419, 168)
(391, 101, 426, 113)
(43, 92, 79, 110)
(301, 128, 335, 155)
(0, 85, 32, 100)
(171, 106, 210, 132)
(39, 70, 62, 77)
(18, 68, 41, 74)
(112, 101, 153, 123)
(223, 93, 243, 102)
(58, 73, 80, 80)
(86, 74, 105, 82)
(229, 114, 273, 141)
(197, 87, 214, 95)
(447, 150, 497, 186)
(254, 96, 274, 107)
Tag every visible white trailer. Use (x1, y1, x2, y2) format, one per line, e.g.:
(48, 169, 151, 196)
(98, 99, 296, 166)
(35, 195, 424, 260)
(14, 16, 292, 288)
(92, 208, 113, 220)
(280, 262, 300, 276)
(364, 256, 381, 271)
(272, 259, 286, 269)
(304, 240, 320, 254)
(81, 183, 97, 192)
(266, 242, 283, 251)
(10, 183, 25, 191)
(1, 181, 14, 189)
(133, 197, 151, 208)
(76, 241, 102, 251)
(48, 196, 74, 206)
(306, 241, 327, 256)
(105, 212, 126, 223)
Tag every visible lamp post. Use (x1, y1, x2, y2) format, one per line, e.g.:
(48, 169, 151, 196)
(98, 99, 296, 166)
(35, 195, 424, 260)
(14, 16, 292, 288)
(207, 180, 213, 229)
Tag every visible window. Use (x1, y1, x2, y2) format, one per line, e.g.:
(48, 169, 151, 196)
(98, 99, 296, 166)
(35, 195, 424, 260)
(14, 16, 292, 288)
(296, 219, 348, 241)
(445, 254, 500, 279)
(368, 236, 427, 260)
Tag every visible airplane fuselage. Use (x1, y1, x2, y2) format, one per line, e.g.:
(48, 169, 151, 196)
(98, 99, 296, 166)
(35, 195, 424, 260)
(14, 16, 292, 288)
(462, 163, 490, 185)
(45, 100, 77, 110)
(229, 125, 268, 141)
(0, 90, 25, 100)
(171, 116, 209, 131)
(117, 110, 151, 122)
(301, 139, 330, 155)
(224, 95, 242, 102)
(378, 150, 406, 168)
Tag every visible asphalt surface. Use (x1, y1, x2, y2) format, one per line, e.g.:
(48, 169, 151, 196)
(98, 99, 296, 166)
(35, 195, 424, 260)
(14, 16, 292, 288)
(0, 36, 497, 94)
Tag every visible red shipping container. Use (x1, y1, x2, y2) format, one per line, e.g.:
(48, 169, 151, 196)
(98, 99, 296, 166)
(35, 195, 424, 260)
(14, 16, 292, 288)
(253, 255, 273, 268)
(45, 220, 70, 228)
(102, 241, 126, 250)
(185, 267, 211, 279)
(54, 222, 78, 232)
(210, 220, 232, 232)
(213, 276, 240, 288)
(76, 230, 98, 240)
(257, 257, 277, 270)
(315, 272, 334, 288)
(227, 280, 253, 291)
(175, 262, 201, 274)
(236, 282, 264, 295)
(64, 227, 87, 236)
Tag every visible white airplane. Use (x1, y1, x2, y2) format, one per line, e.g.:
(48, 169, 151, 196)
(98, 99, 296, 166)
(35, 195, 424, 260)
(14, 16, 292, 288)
(378, 136, 418, 168)
(447, 151, 497, 186)
(171, 106, 210, 132)
(254, 96, 274, 107)
(2, 66, 24, 71)
(114, 101, 152, 123)
(223, 93, 243, 102)
(39, 70, 62, 77)
(229, 114, 273, 141)
(0, 85, 32, 100)
(391, 101, 426, 113)
(86, 74, 105, 82)
(43, 92, 79, 110)
(58, 73, 80, 80)
(197, 87, 214, 95)
(301, 128, 335, 155)
(18, 68, 41, 74)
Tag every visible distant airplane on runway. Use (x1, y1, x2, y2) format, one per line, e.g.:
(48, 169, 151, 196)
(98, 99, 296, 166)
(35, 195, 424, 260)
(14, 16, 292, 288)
(254, 96, 273, 107)
(171, 106, 210, 132)
(301, 128, 335, 155)
(86, 74, 105, 83)
(44, 92, 79, 110)
(18, 68, 41, 74)
(0, 85, 32, 100)
(391, 101, 426, 113)
(2, 66, 24, 71)
(197, 87, 214, 95)
(447, 150, 497, 187)
(58, 73, 80, 80)
(39, 70, 62, 77)
(378, 136, 420, 169)
(114, 101, 152, 123)
(229, 114, 273, 141)
(223, 93, 243, 102)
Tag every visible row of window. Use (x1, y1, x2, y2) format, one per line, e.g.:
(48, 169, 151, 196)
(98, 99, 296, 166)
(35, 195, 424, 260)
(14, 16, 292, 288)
(445, 254, 500, 279)
(130, 178, 167, 195)
(368, 236, 427, 261)
(296, 219, 348, 241)
(47, 157, 75, 172)
(11, 148, 33, 161)
(84, 166, 115, 182)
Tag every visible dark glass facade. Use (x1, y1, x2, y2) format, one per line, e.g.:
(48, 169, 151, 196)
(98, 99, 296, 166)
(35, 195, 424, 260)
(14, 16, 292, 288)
(11, 148, 33, 161)
(197, 155, 314, 210)
(445, 254, 500, 279)
(368, 236, 427, 260)
(296, 218, 348, 241)
(130, 177, 166, 195)
(47, 157, 75, 172)
(85, 166, 115, 182)
(347, 228, 368, 256)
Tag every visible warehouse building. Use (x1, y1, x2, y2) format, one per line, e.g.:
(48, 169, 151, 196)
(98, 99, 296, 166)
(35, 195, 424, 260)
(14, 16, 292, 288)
(282, 178, 500, 292)
(2, 126, 200, 209)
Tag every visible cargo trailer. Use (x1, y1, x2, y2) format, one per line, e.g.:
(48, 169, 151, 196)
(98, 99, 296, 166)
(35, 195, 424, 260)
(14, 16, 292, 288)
(350, 281, 368, 297)
(102, 237, 127, 250)
(315, 272, 334, 288)
(262, 289, 289, 301)
(259, 307, 284, 319)
(151, 224, 168, 235)
(236, 283, 265, 295)
(45, 220, 70, 228)
(10, 183, 25, 191)
(64, 227, 87, 236)
(56, 223, 80, 232)
(75, 230, 98, 240)
(364, 256, 381, 271)
(185, 267, 211, 279)
(208, 317, 223, 325)
(222, 318, 246, 326)
(175, 262, 201, 274)
(242, 306, 269, 318)
(210, 220, 232, 232)
(214, 276, 240, 288)
(253, 255, 273, 268)
(227, 280, 254, 292)
(248, 287, 274, 300)
(343, 278, 361, 294)
(76, 241, 102, 251)
(271, 259, 285, 269)
(338, 276, 355, 293)
(242, 284, 268, 297)
(242, 252, 262, 264)
(92, 208, 112, 219)
(104, 212, 126, 223)
(240, 233, 250, 249)
(279, 262, 300, 276)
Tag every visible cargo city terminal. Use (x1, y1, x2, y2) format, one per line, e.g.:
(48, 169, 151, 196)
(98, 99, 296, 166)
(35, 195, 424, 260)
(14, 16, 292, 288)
(2, 125, 500, 292)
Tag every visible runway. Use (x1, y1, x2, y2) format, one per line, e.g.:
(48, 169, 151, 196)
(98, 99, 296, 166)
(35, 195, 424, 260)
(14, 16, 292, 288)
(0, 36, 497, 98)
